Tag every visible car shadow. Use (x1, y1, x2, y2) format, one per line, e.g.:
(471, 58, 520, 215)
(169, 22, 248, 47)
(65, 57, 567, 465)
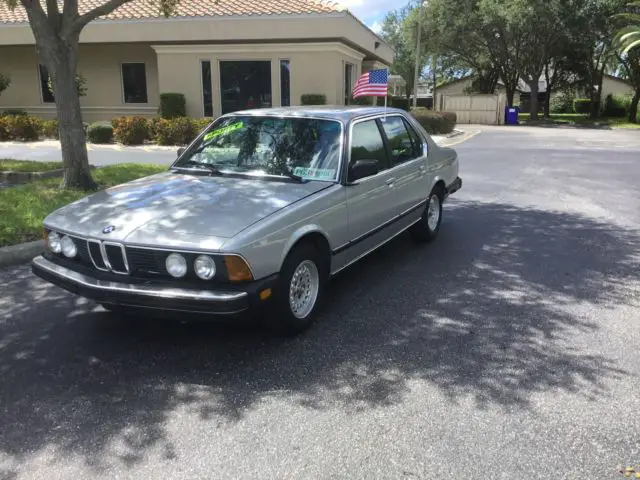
(0, 200, 636, 470)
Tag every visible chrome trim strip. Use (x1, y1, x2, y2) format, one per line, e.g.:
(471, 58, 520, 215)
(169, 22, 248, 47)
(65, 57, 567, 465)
(33, 256, 248, 302)
(103, 241, 130, 275)
(87, 239, 109, 272)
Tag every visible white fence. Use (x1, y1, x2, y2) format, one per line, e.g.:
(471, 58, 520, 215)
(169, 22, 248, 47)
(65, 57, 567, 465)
(438, 93, 507, 125)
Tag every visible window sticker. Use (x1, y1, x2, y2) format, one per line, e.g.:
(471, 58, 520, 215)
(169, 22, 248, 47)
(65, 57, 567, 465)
(203, 121, 243, 141)
(293, 167, 336, 180)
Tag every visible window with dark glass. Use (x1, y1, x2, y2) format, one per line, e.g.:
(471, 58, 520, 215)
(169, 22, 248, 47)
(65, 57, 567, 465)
(219, 61, 272, 114)
(349, 120, 388, 171)
(38, 64, 54, 103)
(403, 118, 424, 158)
(280, 59, 291, 107)
(201, 60, 213, 117)
(380, 116, 421, 166)
(344, 62, 354, 105)
(121, 63, 148, 103)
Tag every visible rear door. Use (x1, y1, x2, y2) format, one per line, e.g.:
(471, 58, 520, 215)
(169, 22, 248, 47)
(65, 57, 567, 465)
(378, 114, 430, 218)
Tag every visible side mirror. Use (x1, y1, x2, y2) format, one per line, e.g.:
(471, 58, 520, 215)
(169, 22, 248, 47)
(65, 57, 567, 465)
(177, 147, 185, 158)
(349, 159, 379, 182)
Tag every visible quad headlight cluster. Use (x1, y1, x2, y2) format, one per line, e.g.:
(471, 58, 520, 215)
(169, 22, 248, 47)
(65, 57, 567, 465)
(165, 253, 216, 280)
(47, 231, 77, 258)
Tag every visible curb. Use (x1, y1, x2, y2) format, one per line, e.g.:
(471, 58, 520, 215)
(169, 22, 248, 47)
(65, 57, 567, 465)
(0, 168, 64, 184)
(0, 240, 44, 269)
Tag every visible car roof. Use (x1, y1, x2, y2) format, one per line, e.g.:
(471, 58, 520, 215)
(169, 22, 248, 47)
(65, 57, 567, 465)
(223, 105, 407, 123)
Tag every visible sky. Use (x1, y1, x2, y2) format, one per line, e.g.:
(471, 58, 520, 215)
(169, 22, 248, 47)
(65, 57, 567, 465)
(334, 0, 410, 34)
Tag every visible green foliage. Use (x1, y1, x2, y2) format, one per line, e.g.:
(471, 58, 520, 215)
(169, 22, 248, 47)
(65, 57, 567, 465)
(40, 119, 59, 139)
(603, 93, 631, 116)
(2, 109, 28, 116)
(410, 108, 456, 134)
(87, 121, 114, 144)
(159, 93, 187, 119)
(0, 159, 62, 172)
(46, 72, 87, 98)
(613, 2, 640, 54)
(0, 114, 41, 141)
(152, 117, 197, 145)
(573, 98, 592, 114)
(550, 91, 576, 114)
(300, 94, 327, 105)
(193, 117, 213, 132)
(0, 72, 10, 96)
(111, 116, 149, 145)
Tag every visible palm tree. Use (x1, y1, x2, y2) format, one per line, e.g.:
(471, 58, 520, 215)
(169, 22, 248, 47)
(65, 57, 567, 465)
(613, 1, 640, 53)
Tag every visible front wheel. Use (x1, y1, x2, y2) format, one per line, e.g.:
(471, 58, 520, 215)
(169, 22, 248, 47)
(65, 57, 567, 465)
(265, 243, 327, 336)
(410, 187, 443, 242)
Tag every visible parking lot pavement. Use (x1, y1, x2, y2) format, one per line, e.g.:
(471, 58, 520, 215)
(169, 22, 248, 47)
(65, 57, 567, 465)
(1, 126, 640, 479)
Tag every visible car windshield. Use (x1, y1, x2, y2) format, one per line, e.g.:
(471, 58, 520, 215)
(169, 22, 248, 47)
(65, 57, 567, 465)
(174, 115, 343, 182)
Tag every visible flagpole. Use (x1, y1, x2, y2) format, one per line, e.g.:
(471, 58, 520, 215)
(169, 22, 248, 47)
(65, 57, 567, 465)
(383, 67, 389, 120)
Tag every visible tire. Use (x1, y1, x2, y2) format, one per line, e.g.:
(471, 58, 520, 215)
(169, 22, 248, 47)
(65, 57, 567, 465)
(265, 242, 328, 336)
(410, 185, 444, 243)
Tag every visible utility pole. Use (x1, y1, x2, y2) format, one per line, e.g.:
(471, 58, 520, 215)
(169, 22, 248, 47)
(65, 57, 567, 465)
(412, 0, 425, 109)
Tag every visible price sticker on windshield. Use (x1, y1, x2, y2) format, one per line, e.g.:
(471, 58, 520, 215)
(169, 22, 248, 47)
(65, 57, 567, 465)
(203, 121, 243, 141)
(293, 167, 336, 180)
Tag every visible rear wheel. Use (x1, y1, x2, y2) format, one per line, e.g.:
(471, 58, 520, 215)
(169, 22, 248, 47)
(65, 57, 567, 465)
(265, 243, 328, 336)
(410, 186, 444, 242)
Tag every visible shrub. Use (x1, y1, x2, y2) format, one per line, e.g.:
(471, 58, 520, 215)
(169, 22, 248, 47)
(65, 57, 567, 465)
(350, 95, 374, 106)
(550, 91, 574, 114)
(0, 117, 7, 141)
(152, 117, 198, 146)
(301, 94, 327, 105)
(2, 114, 41, 141)
(0, 73, 10, 97)
(602, 94, 630, 118)
(87, 121, 114, 144)
(390, 96, 410, 111)
(112, 116, 149, 145)
(193, 117, 213, 133)
(2, 109, 28, 117)
(41, 119, 59, 139)
(410, 108, 456, 134)
(573, 98, 591, 114)
(159, 93, 187, 119)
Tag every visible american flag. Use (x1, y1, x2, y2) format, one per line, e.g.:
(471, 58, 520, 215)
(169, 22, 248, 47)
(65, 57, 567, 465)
(352, 68, 388, 98)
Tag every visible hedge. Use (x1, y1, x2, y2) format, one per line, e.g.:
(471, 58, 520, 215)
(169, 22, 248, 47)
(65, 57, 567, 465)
(41, 119, 59, 139)
(159, 93, 187, 119)
(301, 94, 327, 105)
(603, 94, 630, 118)
(573, 98, 591, 114)
(112, 116, 149, 145)
(0, 114, 41, 141)
(153, 117, 197, 145)
(87, 121, 114, 144)
(410, 108, 457, 135)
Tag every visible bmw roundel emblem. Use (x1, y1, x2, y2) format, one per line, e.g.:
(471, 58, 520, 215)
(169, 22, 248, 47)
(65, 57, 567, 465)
(102, 225, 116, 234)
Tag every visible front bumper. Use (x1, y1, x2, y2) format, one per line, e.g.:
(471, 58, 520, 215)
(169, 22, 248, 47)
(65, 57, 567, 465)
(31, 255, 276, 318)
(445, 176, 462, 198)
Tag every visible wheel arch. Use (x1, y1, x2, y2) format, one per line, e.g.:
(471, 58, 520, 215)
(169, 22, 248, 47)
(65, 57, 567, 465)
(279, 225, 332, 272)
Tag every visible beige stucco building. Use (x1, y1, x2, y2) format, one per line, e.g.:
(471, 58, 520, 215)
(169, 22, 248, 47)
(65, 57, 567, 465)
(0, 0, 393, 123)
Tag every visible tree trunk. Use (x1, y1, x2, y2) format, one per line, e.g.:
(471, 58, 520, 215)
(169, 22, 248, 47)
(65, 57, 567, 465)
(505, 87, 515, 107)
(40, 40, 95, 190)
(630, 89, 640, 124)
(589, 69, 604, 119)
(544, 84, 551, 118)
(529, 80, 540, 121)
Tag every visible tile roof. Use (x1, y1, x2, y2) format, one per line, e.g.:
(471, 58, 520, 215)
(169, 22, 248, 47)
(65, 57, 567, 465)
(0, 0, 346, 24)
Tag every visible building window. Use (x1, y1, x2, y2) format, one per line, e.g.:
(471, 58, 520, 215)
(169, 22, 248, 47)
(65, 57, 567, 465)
(219, 60, 272, 115)
(121, 63, 148, 104)
(344, 62, 354, 105)
(280, 59, 291, 107)
(38, 64, 54, 103)
(201, 60, 213, 117)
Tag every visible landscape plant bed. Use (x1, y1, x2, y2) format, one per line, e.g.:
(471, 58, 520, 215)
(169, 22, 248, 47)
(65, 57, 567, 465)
(0, 163, 166, 247)
(0, 159, 65, 184)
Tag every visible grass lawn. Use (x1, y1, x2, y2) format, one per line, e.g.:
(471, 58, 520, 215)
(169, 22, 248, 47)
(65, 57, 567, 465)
(518, 113, 640, 129)
(0, 159, 63, 172)
(0, 163, 167, 247)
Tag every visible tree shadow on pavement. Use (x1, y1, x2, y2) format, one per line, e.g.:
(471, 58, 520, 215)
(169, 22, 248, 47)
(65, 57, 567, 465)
(0, 200, 636, 471)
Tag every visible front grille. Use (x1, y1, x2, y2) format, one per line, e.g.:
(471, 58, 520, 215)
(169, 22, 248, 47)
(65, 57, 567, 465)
(104, 244, 128, 274)
(127, 247, 165, 275)
(88, 240, 107, 270)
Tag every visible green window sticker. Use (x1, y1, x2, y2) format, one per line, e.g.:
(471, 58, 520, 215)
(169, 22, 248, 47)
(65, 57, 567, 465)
(293, 167, 336, 180)
(203, 121, 243, 141)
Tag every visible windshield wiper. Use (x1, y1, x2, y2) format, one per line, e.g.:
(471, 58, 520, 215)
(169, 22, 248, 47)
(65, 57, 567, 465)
(172, 161, 224, 175)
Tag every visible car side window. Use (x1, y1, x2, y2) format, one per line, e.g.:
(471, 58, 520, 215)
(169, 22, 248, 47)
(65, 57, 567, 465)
(349, 120, 389, 172)
(403, 118, 425, 158)
(380, 116, 420, 166)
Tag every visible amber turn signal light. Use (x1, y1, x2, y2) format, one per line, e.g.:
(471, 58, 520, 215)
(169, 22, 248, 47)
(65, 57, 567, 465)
(224, 255, 253, 282)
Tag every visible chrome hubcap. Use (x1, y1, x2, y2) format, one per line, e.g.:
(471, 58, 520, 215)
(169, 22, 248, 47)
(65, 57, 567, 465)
(427, 194, 440, 231)
(288, 260, 320, 319)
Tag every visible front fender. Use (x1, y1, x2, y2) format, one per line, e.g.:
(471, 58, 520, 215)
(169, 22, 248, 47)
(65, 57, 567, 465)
(280, 224, 332, 270)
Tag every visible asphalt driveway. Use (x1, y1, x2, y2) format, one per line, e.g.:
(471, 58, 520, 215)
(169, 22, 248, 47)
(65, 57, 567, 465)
(1, 126, 639, 479)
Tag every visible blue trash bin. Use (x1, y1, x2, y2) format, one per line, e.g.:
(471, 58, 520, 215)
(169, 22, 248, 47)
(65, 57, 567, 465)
(505, 106, 519, 125)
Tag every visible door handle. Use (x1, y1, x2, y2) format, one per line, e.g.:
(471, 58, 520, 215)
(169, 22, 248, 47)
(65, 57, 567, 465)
(385, 177, 396, 186)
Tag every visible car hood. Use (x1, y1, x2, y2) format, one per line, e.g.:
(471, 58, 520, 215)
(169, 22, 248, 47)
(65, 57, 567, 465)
(44, 171, 330, 246)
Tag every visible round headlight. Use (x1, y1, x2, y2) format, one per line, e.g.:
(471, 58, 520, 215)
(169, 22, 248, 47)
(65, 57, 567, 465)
(48, 231, 62, 253)
(194, 255, 216, 280)
(60, 235, 77, 258)
(165, 253, 187, 278)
